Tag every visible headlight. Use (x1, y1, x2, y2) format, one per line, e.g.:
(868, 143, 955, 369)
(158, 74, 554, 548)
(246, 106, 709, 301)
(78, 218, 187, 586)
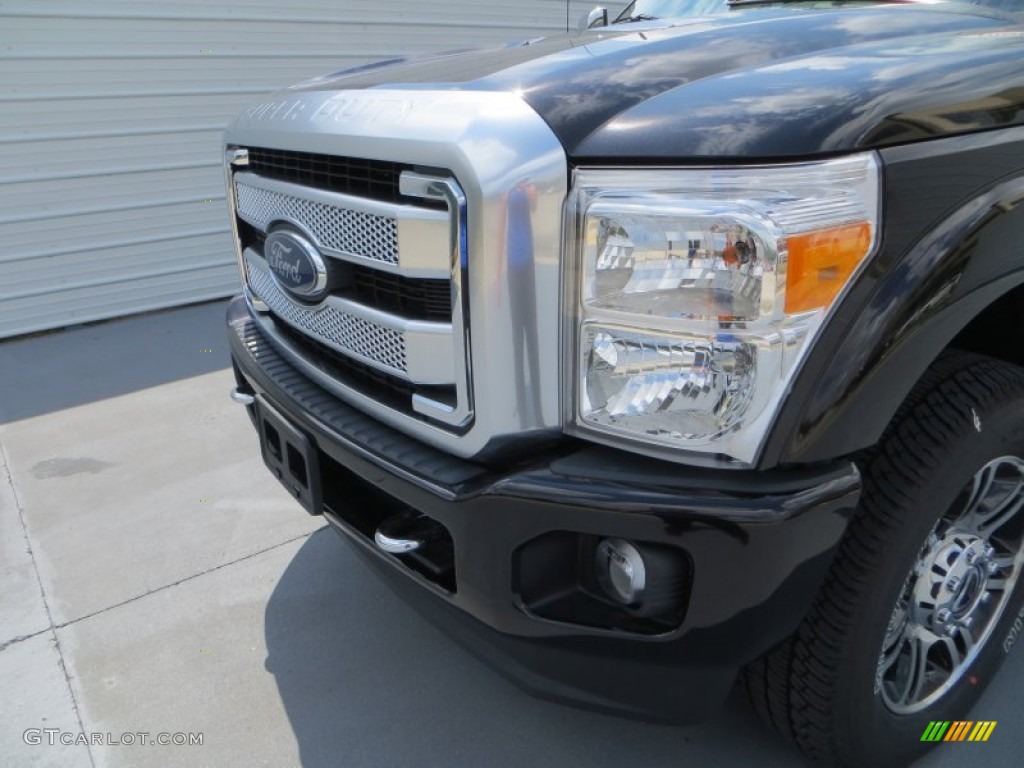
(565, 154, 880, 465)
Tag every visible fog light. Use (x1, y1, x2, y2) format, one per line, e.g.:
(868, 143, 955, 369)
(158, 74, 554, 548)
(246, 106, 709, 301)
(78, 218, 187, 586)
(596, 538, 646, 605)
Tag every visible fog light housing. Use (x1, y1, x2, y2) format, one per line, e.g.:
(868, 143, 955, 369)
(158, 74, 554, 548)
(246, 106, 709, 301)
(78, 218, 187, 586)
(595, 537, 690, 618)
(514, 532, 692, 633)
(596, 538, 646, 605)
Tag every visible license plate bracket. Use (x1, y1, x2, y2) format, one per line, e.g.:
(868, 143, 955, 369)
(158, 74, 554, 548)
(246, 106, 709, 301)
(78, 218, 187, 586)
(256, 396, 323, 515)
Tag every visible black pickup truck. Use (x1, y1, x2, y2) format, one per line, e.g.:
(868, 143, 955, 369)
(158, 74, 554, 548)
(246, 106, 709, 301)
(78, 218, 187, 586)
(223, 1, 1024, 765)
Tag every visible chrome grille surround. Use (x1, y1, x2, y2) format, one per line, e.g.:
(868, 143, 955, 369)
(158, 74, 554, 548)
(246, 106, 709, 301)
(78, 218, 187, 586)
(224, 89, 568, 459)
(235, 179, 399, 265)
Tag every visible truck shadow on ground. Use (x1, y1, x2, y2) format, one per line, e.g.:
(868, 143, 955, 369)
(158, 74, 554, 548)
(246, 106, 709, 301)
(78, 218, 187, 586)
(265, 528, 808, 768)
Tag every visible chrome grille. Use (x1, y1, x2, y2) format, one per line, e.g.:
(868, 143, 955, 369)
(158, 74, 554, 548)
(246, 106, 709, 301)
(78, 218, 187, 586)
(246, 251, 407, 374)
(235, 180, 399, 265)
(229, 145, 471, 431)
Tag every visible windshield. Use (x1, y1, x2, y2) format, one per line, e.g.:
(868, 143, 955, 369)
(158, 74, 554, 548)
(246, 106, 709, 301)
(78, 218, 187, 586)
(614, 0, 1024, 22)
(615, 0, 727, 21)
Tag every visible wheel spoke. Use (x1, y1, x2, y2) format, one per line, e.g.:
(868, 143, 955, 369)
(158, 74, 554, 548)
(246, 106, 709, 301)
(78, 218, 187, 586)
(955, 623, 976, 654)
(986, 577, 1008, 592)
(878, 636, 905, 677)
(991, 552, 1016, 569)
(962, 463, 998, 520)
(895, 633, 933, 707)
(939, 634, 965, 669)
(976, 479, 1024, 534)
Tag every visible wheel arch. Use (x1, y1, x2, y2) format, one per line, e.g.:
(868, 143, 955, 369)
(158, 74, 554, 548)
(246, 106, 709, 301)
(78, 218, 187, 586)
(950, 284, 1024, 370)
(762, 131, 1024, 467)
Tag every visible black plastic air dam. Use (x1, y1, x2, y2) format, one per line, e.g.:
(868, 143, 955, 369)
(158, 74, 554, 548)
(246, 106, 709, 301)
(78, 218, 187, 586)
(227, 295, 862, 722)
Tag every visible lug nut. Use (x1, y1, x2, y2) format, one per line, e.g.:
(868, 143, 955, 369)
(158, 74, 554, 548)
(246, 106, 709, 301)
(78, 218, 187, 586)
(946, 576, 961, 592)
(984, 544, 995, 559)
(961, 617, 974, 630)
(987, 560, 1000, 575)
(935, 608, 952, 623)
(981, 592, 992, 605)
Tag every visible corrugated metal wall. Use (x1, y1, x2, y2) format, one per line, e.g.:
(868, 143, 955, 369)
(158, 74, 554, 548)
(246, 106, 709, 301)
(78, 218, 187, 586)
(0, 0, 602, 338)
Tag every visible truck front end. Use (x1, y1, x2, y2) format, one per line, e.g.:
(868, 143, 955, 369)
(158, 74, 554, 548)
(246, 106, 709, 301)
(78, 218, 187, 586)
(223, 2, 1024, 763)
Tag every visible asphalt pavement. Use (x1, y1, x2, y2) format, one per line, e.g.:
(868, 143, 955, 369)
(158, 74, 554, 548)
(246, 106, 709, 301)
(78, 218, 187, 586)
(1, 300, 1020, 767)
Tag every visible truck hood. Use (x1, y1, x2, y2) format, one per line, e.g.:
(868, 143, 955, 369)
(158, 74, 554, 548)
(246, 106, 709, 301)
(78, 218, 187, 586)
(288, 5, 1024, 160)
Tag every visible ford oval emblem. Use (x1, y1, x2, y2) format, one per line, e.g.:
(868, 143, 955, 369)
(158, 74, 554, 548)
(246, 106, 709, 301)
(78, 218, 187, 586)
(264, 229, 329, 301)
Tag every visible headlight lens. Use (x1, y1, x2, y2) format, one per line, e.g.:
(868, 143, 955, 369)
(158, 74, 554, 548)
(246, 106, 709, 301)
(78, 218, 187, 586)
(567, 154, 880, 465)
(585, 204, 778, 321)
(582, 328, 764, 444)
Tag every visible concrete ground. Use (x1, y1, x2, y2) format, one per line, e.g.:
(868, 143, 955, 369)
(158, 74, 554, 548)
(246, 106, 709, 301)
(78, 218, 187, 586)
(0, 299, 1021, 768)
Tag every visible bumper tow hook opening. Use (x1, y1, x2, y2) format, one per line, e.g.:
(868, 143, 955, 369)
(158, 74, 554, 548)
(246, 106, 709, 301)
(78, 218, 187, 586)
(374, 512, 442, 554)
(230, 386, 255, 406)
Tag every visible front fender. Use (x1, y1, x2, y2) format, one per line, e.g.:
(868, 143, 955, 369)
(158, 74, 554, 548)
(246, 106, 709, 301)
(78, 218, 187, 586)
(762, 126, 1024, 467)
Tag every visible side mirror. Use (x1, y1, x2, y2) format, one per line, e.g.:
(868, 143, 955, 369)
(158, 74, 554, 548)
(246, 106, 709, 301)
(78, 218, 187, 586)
(580, 7, 609, 31)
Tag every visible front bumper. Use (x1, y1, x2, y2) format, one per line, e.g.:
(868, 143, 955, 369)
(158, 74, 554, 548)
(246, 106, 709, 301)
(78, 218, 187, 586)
(228, 295, 861, 723)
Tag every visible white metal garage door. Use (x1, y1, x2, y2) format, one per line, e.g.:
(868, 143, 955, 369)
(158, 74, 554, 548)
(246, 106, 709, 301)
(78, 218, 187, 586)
(0, 0, 599, 338)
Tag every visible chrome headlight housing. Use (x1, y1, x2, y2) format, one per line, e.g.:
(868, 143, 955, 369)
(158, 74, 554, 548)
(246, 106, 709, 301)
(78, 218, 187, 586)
(565, 154, 880, 466)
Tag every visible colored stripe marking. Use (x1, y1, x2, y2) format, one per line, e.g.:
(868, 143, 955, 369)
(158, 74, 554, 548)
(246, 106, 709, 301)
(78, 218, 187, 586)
(922, 719, 995, 743)
(922, 721, 950, 742)
(950, 721, 967, 741)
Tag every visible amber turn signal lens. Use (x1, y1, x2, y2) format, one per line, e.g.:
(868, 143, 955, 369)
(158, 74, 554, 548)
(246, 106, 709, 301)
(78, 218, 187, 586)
(785, 222, 872, 314)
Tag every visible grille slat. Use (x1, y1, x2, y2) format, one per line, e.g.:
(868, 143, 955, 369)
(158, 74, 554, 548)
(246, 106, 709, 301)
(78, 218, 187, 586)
(275, 323, 422, 413)
(235, 180, 399, 266)
(238, 221, 451, 323)
(351, 269, 451, 322)
(246, 252, 408, 374)
(247, 147, 416, 206)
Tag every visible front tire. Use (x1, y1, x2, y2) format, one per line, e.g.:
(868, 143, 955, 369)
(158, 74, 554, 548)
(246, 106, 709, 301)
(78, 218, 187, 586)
(744, 351, 1024, 766)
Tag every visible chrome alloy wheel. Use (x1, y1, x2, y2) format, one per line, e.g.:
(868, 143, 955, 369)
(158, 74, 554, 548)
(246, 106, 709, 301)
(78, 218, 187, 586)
(876, 456, 1024, 714)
